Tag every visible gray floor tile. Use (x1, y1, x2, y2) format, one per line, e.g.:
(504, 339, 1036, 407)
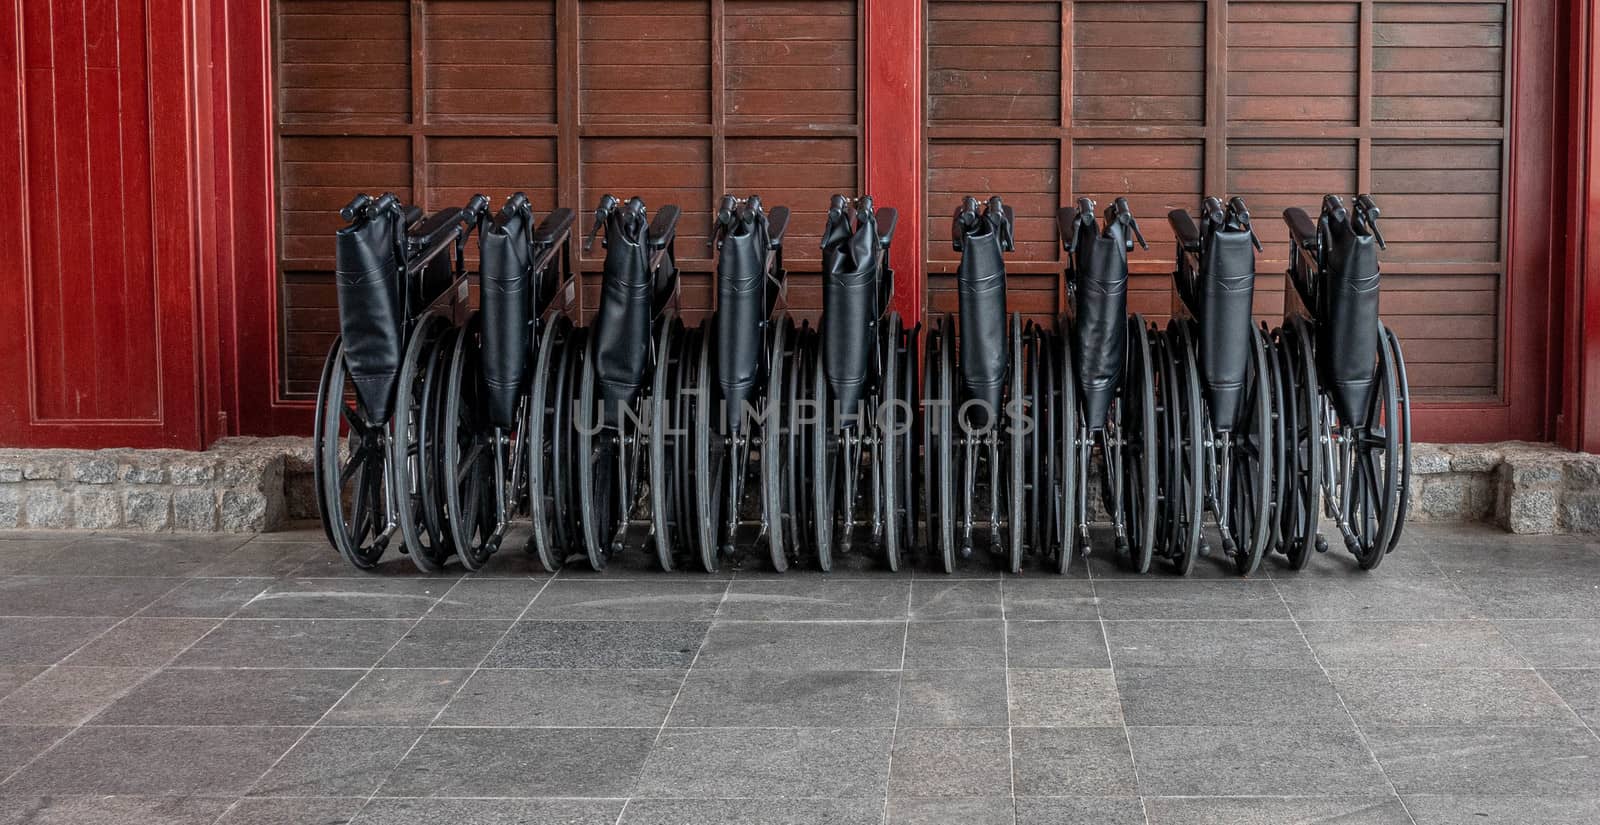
(139, 577, 273, 618)
(1142, 795, 1412, 825)
(443, 668, 683, 727)
(525, 579, 728, 622)
(0, 666, 152, 725)
(427, 578, 541, 620)
(888, 727, 1010, 798)
(1000, 579, 1099, 620)
(666, 669, 899, 728)
(888, 798, 1012, 825)
(696, 621, 903, 670)
(217, 797, 365, 825)
(1300, 620, 1526, 669)
(377, 618, 511, 668)
(285, 550, 432, 579)
(1011, 726, 1137, 797)
(91, 667, 361, 726)
(1005, 621, 1111, 668)
(1365, 724, 1600, 795)
(0, 725, 68, 774)
(910, 579, 1002, 620)
(1014, 797, 1147, 825)
(718, 578, 908, 621)
(0, 616, 116, 665)
(379, 727, 653, 797)
(898, 669, 1008, 727)
(639, 727, 891, 799)
(1129, 724, 1387, 796)
(1275, 572, 1478, 621)
(484, 621, 708, 669)
(0, 795, 234, 825)
(24, 534, 246, 577)
(904, 620, 1006, 669)
(233, 578, 449, 620)
(1540, 668, 1600, 727)
(59, 618, 218, 666)
(1330, 668, 1579, 726)
(1089, 546, 1239, 580)
(1103, 620, 1314, 669)
(323, 668, 470, 726)
(1494, 619, 1600, 667)
(1402, 795, 1600, 825)
(1008, 668, 1121, 726)
(0, 725, 304, 796)
(623, 799, 883, 825)
(0, 576, 179, 617)
(195, 540, 326, 578)
(0, 666, 43, 701)
(1447, 576, 1600, 619)
(1431, 539, 1600, 579)
(1093, 580, 1290, 620)
(1116, 666, 1347, 727)
(175, 619, 414, 668)
(353, 798, 623, 825)
(249, 726, 421, 797)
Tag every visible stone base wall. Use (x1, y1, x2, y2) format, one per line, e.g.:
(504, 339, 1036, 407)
(1, 438, 1598, 535)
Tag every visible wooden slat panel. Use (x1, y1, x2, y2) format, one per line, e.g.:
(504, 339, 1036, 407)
(579, 137, 713, 261)
(926, 140, 1060, 265)
(928, 0, 1061, 126)
(726, 0, 855, 125)
(1227, 2, 1358, 125)
(1371, 140, 1501, 264)
(579, 0, 711, 124)
(277, 0, 410, 125)
(1073, 1, 1205, 126)
(1373, 2, 1504, 125)
(424, 0, 555, 123)
(725, 137, 857, 273)
(278, 136, 412, 264)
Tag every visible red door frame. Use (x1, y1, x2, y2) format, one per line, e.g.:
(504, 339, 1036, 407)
(1562, 0, 1600, 452)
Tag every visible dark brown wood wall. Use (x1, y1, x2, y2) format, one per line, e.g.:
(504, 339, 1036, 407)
(925, 0, 1509, 400)
(273, 0, 862, 399)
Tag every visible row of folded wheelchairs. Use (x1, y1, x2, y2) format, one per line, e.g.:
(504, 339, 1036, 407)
(316, 189, 1410, 577)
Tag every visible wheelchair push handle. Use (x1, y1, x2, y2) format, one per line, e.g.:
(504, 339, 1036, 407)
(1354, 194, 1386, 249)
(951, 196, 1014, 253)
(1321, 194, 1348, 226)
(1227, 196, 1264, 252)
(1107, 197, 1148, 251)
(710, 194, 775, 249)
(584, 193, 622, 252)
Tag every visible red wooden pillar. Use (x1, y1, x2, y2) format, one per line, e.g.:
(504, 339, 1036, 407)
(864, 0, 924, 322)
(1564, 0, 1600, 452)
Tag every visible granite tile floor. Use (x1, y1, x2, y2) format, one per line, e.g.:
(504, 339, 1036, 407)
(0, 523, 1598, 824)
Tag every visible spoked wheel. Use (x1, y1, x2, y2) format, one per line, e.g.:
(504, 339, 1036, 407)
(442, 316, 501, 571)
(1275, 319, 1322, 569)
(924, 315, 958, 573)
(1262, 324, 1290, 561)
(808, 335, 836, 572)
(687, 326, 725, 573)
(528, 316, 577, 572)
(316, 339, 392, 570)
(575, 328, 639, 572)
(1120, 316, 1159, 574)
(1341, 321, 1403, 570)
(391, 311, 455, 571)
(1385, 323, 1412, 553)
(764, 319, 798, 572)
(877, 314, 913, 572)
(1224, 326, 1275, 576)
(1005, 315, 1033, 575)
(1052, 320, 1080, 575)
(1163, 321, 1205, 576)
(649, 316, 687, 571)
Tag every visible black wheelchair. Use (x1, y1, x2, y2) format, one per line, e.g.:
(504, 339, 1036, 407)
(648, 195, 794, 572)
(923, 196, 1046, 574)
(789, 195, 917, 571)
(428, 194, 577, 571)
(1276, 194, 1411, 570)
(525, 195, 681, 572)
(1162, 196, 1278, 576)
(1051, 197, 1159, 574)
(315, 191, 488, 570)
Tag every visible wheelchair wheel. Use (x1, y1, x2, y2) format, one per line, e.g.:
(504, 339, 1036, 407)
(1385, 323, 1412, 553)
(1052, 321, 1080, 574)
(1344, 321, 1402, 570)
(1274, 321, 1321, 570)
(1120, 316, 1159, 574)
(528, 315, 575, 572)
(1225, 325, 1275, 576)
(807, 335, 836, 571)
(1163, 321, 1205, 576)
(780, 324, 816, 571)
(390, 311, 455, 571)
(878, 314, 911, 572)
(688, 326, 725, 573)
(311, 341, 341, 551)
(315, 339, 390, 570)
(1005, 315, 1032, 574)
(649, 316, 688, 571)
(576, 329, 636, 571)
(924, 315, 958, 573)
(442, 316, 500, 571)
(762, 318, 795, 572)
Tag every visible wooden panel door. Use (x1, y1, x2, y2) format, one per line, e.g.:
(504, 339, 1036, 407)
(270, 0, 865, 401)
(924, 0, 1545, 434)
(0, 0, 205, 448)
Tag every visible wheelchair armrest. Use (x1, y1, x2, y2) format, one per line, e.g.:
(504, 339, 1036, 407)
(766, 205, 790, 250)
(411, 207, 463, 249)
(401, 205, 425, 229)
(647, 205, 681, 249)
(1283, 207, 1317, 249)
(876, 207, 899, 249)
(1057, 207, 1080, 251)
(534, 208, 576, 247)
(1168, 208, 1201, 252)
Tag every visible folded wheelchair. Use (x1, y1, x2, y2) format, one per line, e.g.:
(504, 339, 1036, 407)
(315, 192, 488, 570)
(1275, 194, 1411, 570)
(1162, 197, 1278, 576)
